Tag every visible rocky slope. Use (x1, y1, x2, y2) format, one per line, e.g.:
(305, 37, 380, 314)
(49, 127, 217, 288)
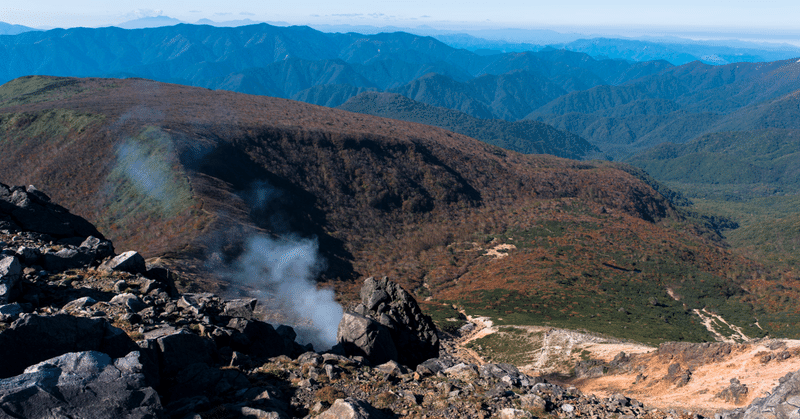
(0, 182, 716, 418)
(3, 181, 800, 418)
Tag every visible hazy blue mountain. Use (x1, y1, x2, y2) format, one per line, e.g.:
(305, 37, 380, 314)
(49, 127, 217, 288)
(194, 18, 268, 27)
(0, 22, 36, 35)
(115, 16, 185, 29)
(389, 70, 566, 120)
(0, 23, 673, 90)
(431, 33, 543, 54)
(554, 38, 800, 65)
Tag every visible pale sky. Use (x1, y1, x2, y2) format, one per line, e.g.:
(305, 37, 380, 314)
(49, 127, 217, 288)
(1, 1, 799, 33)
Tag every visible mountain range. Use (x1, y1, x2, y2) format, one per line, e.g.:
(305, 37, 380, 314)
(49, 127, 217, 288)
(3, 19, 800, 418)
(6, 21, 798, 162)
(338, 91, 600, 159)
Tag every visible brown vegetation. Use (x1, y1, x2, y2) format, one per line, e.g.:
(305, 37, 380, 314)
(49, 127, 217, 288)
(1, 76, 796, 341)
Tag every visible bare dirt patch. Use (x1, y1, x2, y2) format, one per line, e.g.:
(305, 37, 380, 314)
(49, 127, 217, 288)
(566, 339, 800, 414)
(454, 311, 800, 415)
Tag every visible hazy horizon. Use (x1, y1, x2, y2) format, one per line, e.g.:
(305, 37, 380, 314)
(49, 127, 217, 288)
(3, 2, 800, 46)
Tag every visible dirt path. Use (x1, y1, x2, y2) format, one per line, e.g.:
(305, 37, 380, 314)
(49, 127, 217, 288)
(452, 311, 652, 375)
(452, 313, 495, 365)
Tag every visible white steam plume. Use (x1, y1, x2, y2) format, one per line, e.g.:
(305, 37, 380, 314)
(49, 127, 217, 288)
(234, 234, 343, 351)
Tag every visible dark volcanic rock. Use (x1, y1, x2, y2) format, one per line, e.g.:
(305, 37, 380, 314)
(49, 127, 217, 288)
(0, 314, 138, 378)
(154, 331, 215, 376)
(223, 298, 258, 319)
(344, 276, 439, 368)
(42, 247, 94, 272)
(0, 183, 103, 239)
(337, 311, 398, 366)
(79, 235, 115, 260)
(0, 255, 21, 304)
(0, 351, 163, 419)
(164, 362, 251, 402)
(100, 250, 147, 274)
(227, 318, 305, 360)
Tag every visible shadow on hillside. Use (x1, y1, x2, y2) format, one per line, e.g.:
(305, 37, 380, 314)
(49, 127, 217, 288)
(187, 143, 355, 282)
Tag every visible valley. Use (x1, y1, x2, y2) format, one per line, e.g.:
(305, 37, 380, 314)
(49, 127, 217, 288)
(0, 21, 799, 417)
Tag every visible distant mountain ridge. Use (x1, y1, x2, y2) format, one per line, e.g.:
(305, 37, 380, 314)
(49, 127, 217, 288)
(338, 91, 600, 159)
(528, 58, 800, 157)
(2, 22, 800, 162)
(0, 22, 36, 35)
(0, 23, 670, 106)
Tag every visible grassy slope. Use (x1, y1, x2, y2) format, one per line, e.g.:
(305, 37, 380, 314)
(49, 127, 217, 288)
(628, 129, 800, 270)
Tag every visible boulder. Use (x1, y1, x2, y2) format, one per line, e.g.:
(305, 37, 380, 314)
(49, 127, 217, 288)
(444, 363, 480, 380)
(479, 363, 521, 380)
(318, 398, 391, 419)
(0, 351, 163, 419)
(341, 276, 439, 368)
(79, 235, 115, 260)
(42, 247, 94, 272)
(61, 296, 98, 313)
(574, 359, 606, 378)
(164, 362, 251, 402)
(0, 255, 21, 304)
(416, 357, 456, 376)
(110, 293, 148, 313)
(0, 303, 23, 321)
(227, 318, 302, 360)
(155, 330, 215, 376)
(223, 298, 259, 319)
(14, 246, 40, 265)
(717, 378, 749, 405)
(336, 311, 398, 366)
(100, 250, 147, 274)
(0, 314, 138, 378)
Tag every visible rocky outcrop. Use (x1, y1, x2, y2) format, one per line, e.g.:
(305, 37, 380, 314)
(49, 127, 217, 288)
(0, 351, 162, 419)
(337, 276, 439, 368)
(100, 250, 147, 274)
(720, 370, 800, 419)
(0, 314, 138, 378)
(717, 378, 749, 405)
(337, 312, 398, 365)
(0, 183, 103, 239)
(664, 362, 692, 387)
